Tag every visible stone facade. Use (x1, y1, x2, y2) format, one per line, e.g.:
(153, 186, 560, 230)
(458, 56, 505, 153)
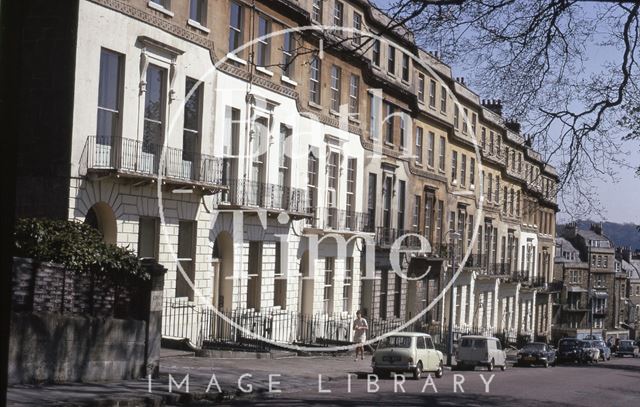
(15, 0, 559, 346)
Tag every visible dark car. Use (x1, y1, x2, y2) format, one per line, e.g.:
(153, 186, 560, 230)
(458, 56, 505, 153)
(593, 340, 611, 361)
(516, 342, 556, 368)
(557, 338, 584, 364)
(616, 340, 639, 358)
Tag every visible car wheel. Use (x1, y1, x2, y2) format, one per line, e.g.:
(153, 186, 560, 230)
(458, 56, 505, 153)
(413, 362, 423, 380)
(501, 363, 506, 371)
(435, 360, 444, 378)
(544, 360, 549, 368)
(488, 359, 494, 372)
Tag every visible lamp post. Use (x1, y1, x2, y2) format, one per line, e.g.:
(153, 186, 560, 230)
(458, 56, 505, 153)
(445, 229, 462, 366)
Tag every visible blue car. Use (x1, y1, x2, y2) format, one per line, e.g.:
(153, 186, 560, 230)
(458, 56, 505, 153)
(516, 342, 557, 368)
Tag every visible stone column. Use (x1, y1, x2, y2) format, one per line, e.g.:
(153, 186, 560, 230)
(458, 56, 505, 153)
(141, 258, 167, 378)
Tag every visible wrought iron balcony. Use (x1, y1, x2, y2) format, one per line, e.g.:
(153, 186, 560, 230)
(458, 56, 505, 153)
(375, 228, 436, 251)
(306, 207, 373, 233)
(79, 136, 224, 192)
(216, 179, 310, 216)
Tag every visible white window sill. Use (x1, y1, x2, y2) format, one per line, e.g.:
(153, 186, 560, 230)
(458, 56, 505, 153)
(415, 162, 423, 168)
(187, 19, 210, 33)
(256, 66, 274, 77)
(329, 109, 340, 116)
(281, 75, 298, 86)
(348, 116, 361, 124)
(308, 101, 323, 110)
(226, 53, 247, 65)
(147, 1, 174, 17)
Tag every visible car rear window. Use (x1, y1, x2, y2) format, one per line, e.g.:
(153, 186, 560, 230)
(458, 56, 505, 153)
(559, 339, 579, 347)
(461, 338, 486, 348)
(378, 336, 412, 349)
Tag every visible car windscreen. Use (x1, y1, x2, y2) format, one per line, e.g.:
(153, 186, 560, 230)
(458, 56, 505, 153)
(620, 341, 633, 347)
(378, 336, 412, 349)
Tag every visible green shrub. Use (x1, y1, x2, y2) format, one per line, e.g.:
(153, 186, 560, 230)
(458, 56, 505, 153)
(14, 218, 148, 281)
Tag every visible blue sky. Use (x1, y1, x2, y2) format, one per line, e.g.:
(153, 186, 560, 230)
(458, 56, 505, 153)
(371, 0, 640, 224)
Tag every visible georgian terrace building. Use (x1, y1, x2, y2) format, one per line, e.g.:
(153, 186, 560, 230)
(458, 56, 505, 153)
(15, 0, 559, 347)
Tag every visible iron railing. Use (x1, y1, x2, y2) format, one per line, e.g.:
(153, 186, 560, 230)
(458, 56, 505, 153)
(162, 299, 538, 352)
(80, 135, 224, 186)
(215, 179, 309, 214)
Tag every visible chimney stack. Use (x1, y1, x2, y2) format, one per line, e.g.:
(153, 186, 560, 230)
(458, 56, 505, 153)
(481, 99, 503, 116)
(505, 119, 521, 134)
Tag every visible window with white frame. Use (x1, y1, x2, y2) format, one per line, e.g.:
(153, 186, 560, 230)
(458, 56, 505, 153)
(256, 16, 270, 67)
(327, 151, 339, 212)
(97, 48, 123, 144)
(343, 257, 353, 311)
(312, 0, 322, 23)
(427, 131, 435, 167)
(228, 2, 243, 53)
(151, 0, 170, 10)
(454, 104, 459, 128)
(143, 64, 167, 151)
(460, 154, 466, 187)
(402, 53, 409, 81)
(346, 158, 357, 228)
(418, 73, 425, 102)
(429, 79, 436, 108)
(451, 150, 458, 183)
(438, 136, 445, 171)
(353, 12, 362, 45)
(278, 125, 291, 204)
(369, 93, 380, 139)
(388, 45, 396, 75)
(413, 195, 420, 231)
(384, 102, 395, 143)
(415, 127, 423, 164)
(307, 148, 319, 223)
(330, 65, 342, 111)
(282, 32, 295, 78)
(182, 77, 202, 163)
(471, 113, 477, 135)
(189, 0, 206, 25)
(309, 55, 321, 104)
(372, 39, 381, 67)
(323, 257, 335, 314)
(399, 115, 406, 149)
(333, 1, 344, 34)
(462, 107, 468, 133)
(487, 174, 493, 202)
(469, 157, 475, 187)
(349, 74, 359, 117)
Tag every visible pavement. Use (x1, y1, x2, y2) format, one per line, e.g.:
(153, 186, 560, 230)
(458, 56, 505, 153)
(7, 349, 640, 406)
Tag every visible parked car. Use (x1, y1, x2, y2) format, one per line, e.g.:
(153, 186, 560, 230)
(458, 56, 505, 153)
(371, 333, 444, 379)
(515, 342, 556, 368)
(580, 340, 600, 363)
(557, 338, 584, 364)
(593, 340, 611, 361)
(616, 340, 640, 358)
(455, 335, 507, 371)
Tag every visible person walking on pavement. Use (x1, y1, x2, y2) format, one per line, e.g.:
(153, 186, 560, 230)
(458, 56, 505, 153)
(353, 310, 368, 361)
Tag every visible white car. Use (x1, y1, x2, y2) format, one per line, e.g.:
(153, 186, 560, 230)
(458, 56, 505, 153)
(371, 333, 444, 379)
(455, 335, 507, 371)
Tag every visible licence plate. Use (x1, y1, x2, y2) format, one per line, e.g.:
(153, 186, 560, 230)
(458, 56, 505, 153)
(383, 356, 401, 362)
(525, 356, 536, 361)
